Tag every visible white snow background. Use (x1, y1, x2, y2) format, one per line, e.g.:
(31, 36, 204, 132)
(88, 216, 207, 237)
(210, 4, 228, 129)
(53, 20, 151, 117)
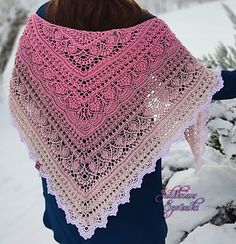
(0, 0, 236, 243)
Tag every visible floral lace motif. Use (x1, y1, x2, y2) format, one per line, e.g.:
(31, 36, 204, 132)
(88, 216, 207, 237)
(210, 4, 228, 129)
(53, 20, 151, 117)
(8, 13, 224, 239)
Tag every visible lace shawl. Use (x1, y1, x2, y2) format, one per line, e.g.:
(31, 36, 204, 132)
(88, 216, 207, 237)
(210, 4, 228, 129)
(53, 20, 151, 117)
(8, 13, 224, 239)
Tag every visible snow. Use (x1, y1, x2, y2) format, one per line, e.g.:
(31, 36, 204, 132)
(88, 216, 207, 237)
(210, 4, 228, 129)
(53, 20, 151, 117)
(138, 0, 222, 14)
(0, 1, 20, 57)
(157, 0, 236, 57)
(181, 223, 236, 244)
(1, 25, 24, 104)
(0, 103, 57, 244)
(207, 99, 236, 163)
(1, 0, 236, 243)
(163, 164, 236, 244)
(207, 117, 233, 131)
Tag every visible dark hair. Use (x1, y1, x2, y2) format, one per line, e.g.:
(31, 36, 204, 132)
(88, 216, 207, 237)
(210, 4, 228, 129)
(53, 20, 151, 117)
(45, 0, 144, 31)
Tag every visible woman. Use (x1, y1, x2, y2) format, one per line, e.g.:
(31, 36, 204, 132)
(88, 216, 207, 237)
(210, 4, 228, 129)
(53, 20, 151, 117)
(9, 0, 236, 244)
(37, 3, 168, 243)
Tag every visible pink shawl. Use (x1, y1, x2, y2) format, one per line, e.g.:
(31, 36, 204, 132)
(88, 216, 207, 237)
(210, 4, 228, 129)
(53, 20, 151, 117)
(8, 13, 224, 239)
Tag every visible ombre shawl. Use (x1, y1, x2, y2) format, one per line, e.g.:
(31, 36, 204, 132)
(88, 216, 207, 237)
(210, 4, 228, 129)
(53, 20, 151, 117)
(8, 13, 224, 239)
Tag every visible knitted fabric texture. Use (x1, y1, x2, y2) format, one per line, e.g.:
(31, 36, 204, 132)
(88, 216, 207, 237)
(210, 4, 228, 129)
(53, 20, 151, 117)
(8, 13, 224, 239)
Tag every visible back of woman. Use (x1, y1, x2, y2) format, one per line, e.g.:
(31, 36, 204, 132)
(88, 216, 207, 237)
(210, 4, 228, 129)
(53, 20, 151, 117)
(36, 1, 168, 243)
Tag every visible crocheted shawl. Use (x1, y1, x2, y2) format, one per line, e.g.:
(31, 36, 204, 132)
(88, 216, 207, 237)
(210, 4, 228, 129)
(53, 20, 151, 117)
(8, 13, 224, 239)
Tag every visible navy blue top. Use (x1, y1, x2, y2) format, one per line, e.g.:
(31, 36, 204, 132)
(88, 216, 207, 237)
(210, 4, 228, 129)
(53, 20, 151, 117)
(37, 2, 236, 244)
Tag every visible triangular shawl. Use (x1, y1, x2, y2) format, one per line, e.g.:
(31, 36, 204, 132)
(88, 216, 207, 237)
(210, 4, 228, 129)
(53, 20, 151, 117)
(8, 13, 224, 239)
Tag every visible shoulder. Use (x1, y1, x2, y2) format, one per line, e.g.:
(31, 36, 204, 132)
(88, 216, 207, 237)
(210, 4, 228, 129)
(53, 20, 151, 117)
(36, 1, 50, 18)
(138, 9, 156, 24)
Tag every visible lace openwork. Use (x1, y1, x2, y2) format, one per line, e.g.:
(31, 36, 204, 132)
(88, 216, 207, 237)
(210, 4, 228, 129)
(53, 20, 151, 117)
(8, 13, 224, 239)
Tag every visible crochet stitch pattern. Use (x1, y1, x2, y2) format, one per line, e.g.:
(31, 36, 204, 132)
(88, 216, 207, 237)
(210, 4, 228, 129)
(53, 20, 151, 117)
(8, 13, 224, 239)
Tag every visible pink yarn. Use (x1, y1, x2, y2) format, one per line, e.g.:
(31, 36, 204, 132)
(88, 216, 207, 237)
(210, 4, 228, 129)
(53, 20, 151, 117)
(8, 13, 224, 239)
